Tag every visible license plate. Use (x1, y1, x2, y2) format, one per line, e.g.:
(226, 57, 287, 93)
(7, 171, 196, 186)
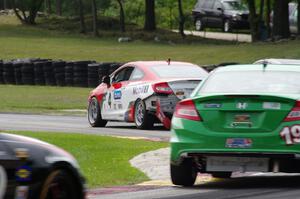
(226, 138, 252, 148)
(206, 156, 269, 172)
(234, 114, 250, 122)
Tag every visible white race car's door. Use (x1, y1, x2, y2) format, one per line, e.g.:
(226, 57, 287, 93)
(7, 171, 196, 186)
(101, 67, 134, 121)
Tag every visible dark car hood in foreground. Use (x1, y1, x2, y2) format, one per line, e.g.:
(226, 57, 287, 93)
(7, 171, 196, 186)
(0, 133, 78, 168)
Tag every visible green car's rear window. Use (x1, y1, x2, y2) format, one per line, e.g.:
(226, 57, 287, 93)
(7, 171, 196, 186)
(199, 71, 300, 94)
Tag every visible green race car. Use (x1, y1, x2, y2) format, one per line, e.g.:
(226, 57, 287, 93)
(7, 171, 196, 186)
(170, 64, 300, 186)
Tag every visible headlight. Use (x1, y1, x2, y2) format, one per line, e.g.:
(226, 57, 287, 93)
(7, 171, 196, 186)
(232, 14, 242, 21)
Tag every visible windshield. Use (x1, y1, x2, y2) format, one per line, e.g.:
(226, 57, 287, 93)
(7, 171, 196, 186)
(151, 65, 207, 79)
(199, 71, 300, 94)
(223, 1, 248, 11)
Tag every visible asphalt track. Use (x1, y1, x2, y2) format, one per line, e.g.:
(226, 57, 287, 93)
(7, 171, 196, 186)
(2, 113, 300, 199)
(0, 113, 169, 141)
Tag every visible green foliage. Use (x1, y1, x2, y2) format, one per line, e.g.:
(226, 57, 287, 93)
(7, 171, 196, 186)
(8, 131, 168, 187)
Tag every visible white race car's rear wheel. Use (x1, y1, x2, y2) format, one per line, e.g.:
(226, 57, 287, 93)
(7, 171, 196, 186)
(134, 100, 154, 129)
(88, 97, 107, 127)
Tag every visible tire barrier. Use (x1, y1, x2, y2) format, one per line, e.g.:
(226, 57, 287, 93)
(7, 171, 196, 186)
(0, 61, 3, 84)
(53, 61, 66, 87)
(13, 61, 23, 85)
(34, 62, 46, 85)
(3, 62, 15, 84)
(0, 59, 123, 88)
(65, 62, 74, 87)
(22, 62, 35, 85)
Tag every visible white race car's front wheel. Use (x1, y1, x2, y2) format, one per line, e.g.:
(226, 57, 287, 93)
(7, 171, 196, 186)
(88, 97, 107, 127)
(134, 100, 154, 130)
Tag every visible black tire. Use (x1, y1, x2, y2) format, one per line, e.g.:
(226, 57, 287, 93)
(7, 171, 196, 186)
(211, 172, 232, 179)
(170, 159, 197, 186)
(39, 169, 83, 199)
(195, 18, 204, 31)
(223, 19, 232, 32)
(134, 99, 154, 130)
(88, 97, 107, 127)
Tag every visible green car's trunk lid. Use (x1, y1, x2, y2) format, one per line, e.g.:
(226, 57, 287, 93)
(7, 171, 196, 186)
(194, 94, 296, 132)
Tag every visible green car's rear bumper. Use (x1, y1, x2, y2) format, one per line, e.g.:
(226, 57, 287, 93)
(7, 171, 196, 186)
(171, 117, 300, 164)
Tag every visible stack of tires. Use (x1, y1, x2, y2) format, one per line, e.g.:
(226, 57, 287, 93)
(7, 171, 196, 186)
(13, 61, 23, 85)
(98, 63, 111, 82)
(65, 62, 74, 87)
(109, 63, 123, 75)
(43, 61, 56, 86)
(34, 62, 46, 85)
(0, 61, 3, 84)
(21, 62, 35, 85)
(53, 61, 66, 87)
(88, 63, 101, 88)
(3, 62, 15, 84)
(73, 61, 93, 87)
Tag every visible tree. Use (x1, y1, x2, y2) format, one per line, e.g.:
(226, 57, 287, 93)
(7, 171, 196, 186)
(273, 0, 290, 39)
(12, 0, 44, 25)
(56, 0, 62, 16)
(91, 0, 99, 36)
(266, 0, 271, 38)
(178, 0, 185, 38)
(78, 0, 86, 33)
(117, 0, 125, 32)
(298, 0, 300, 35)
(45, 0, 52, 14)
(144, 0, 156, 31)
(247, 0, 260, 41)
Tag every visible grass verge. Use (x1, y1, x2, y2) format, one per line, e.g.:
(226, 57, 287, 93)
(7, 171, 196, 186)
(7, 131, 168, 188)
(0, 85, 90, 114)
(1, 15, 300, 66)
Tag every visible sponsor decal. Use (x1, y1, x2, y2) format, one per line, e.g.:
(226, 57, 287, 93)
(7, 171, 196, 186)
(114, 90, 122, 100)
(204, 103, 222, 108)
(0, 166, 7, 199)
(133, 85, 149, 95)
(236, 102, 248, 109)
(15, 186, 29, 199)
(280, 125, 300, 145)
(263, 102, 281, 110)
(226, 138, 252, 148)
(16, 165, 32, 182)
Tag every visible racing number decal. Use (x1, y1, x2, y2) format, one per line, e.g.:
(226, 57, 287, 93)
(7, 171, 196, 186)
(280, 125, 300, 145)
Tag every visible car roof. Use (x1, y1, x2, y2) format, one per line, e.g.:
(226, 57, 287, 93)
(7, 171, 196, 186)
(125, 61, 198, 68)
(254, 59, 300, 65)
(216, 64, 300, 72)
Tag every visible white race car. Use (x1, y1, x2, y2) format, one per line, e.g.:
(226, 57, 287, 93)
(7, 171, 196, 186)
(88, 61, 208, 129)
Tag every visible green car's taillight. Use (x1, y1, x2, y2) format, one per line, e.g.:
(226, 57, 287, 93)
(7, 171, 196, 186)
(174, 99, 202, 121)
(284, 100, 300, 122)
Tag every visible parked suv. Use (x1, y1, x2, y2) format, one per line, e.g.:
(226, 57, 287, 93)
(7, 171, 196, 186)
(192, 0, 250, 32)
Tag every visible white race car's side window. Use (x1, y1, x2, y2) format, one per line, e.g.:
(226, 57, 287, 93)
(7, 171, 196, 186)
(130, 68, 144, 80)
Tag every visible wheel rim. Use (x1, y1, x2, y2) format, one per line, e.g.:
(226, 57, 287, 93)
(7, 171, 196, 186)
(224, 21, 229, 32)
(135, 101, 144, 126)
(88, 99, 98, 124)
(195, 19, 202, 31)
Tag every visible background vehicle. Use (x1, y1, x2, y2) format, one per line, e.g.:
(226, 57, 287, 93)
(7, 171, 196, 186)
(254, 58, 300, 65)
(88, 61, 208, 130)
(171, 64, 300, 186)
(192, 0, 250, 32)
(1, 133, 85, 199)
